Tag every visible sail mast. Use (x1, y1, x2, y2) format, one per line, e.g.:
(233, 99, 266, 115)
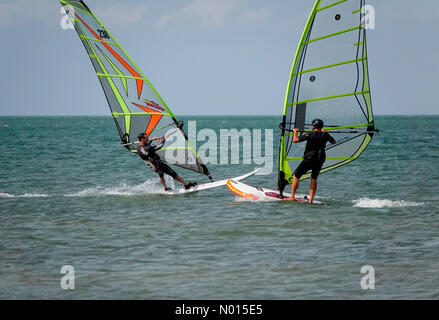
(278, 0, 321, 193)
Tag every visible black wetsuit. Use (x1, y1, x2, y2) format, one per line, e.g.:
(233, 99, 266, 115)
(294, 131, 336, 179)
(136, 140, 178, 179)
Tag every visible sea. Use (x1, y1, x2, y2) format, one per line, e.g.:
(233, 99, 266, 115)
(0, 115, 438, 299)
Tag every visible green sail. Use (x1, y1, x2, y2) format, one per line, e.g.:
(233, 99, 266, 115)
(60, 0, 212, 180)
(278, 0, 376, 191)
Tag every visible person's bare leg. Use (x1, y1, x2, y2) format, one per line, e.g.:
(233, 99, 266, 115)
(159, 177, 167, 189)
(309, 178, 317, 203)
(175, 176, 188, 186)
(289, 176, 299, 200)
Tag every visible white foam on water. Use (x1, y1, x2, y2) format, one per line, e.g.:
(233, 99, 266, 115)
(65, 178, 174, 197)
(1, 179, 178, 199)
(352, 197, 424, 208)
(21, 193, 50, 198)
(0, 193, 50, 198)
(0, 193, 15, 198)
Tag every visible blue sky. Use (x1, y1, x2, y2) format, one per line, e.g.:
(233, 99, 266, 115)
(0, 0, 438, 116)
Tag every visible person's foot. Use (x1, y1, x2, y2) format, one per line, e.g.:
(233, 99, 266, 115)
(165, 187, 173, 192)
(184, 182, 198, 190)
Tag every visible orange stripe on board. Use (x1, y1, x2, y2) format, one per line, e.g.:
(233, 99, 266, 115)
(132, 103, 163, 136)
(75, 13, 144, 99)
(226, 180, 259, 200)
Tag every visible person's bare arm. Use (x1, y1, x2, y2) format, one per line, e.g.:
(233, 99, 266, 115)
(153, 135, 168, 151)
(293, 128, 300, 143)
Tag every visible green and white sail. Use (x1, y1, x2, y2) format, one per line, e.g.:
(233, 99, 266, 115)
(60, 0, 212, 180)
(278, 0, 376, 191)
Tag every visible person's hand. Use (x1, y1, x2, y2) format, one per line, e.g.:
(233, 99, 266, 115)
(293, 128, 300, 133)
(164, 134, 169, 139)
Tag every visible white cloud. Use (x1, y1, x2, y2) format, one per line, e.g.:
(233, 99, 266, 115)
(241, 8, 271, 24)
(0, 1, 149, 30)
(0, 0, 55, 28)
(156, 14, 173, 27)
(95, 4, 149, 28)
(413, 6, 439, 20)
(156, 0, 246, 28)
(375, 1, 439, 21)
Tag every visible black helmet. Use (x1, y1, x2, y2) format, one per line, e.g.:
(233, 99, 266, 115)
(138, 132, 149, 140)
(311, 119, 324, 129)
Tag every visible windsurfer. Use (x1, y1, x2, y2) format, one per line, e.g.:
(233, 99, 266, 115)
(288, 119, 336, 203)
(136, 132, 197, 191)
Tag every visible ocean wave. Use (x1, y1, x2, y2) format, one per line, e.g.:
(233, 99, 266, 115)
(352, 197, 424, 208)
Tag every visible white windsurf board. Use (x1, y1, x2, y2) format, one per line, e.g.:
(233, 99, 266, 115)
(226, 179, 327, 205)
(166, 168, 262, 195)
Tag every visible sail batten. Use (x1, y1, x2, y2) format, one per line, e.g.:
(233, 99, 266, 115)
(79, 35, 118, 46)
(306, 25, 362, 44)
(278, 0, 375, 191)
(97, 74, 147, 81)
(317, 0, 348, 12)
(61, 0, 212, 179)
(287, 91, 370, 106)
(293, 57, 367, 76)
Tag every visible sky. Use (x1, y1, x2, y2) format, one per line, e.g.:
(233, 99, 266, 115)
(0, 0, 438, 116)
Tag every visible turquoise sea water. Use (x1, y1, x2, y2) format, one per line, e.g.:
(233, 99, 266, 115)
(0, 115, 438, 299)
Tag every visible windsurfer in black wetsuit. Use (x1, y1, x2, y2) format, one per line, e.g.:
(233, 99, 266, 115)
(289, 119, 336, 203)
(136, 132, 197, 191)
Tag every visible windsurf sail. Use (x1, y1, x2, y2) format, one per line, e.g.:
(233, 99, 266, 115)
(60, 0, 212, 180)
(278, 0, 376, 192)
